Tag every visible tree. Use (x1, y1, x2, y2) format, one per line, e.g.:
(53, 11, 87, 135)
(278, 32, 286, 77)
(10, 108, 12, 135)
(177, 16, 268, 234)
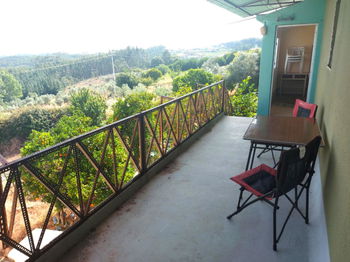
(172, 69, 220, 92)
(150, 57, 164, 67)
(223, 52, 235, 65)
(0, 70, 23, 102)
(70, 89, 107, 126)
(213, 56, 226, 66)
(169, 57, 207, 72)
(142, 68, 162, 81)
(112, 92, 156, 121)
(230, 76, 258, 117)
(161, 50, 172, 65)
(225, 50, 260, 89)
(115, 72, 139, 89)
(20, 113, 97, 225)
(156, 64, 170, 75)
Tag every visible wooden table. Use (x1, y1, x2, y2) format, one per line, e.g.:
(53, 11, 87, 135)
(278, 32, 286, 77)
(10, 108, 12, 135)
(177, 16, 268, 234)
(243, 116, 323, 170)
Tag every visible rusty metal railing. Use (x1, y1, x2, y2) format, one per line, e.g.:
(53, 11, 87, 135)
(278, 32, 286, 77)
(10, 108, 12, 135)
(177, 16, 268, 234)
(0, 80, 232, 261)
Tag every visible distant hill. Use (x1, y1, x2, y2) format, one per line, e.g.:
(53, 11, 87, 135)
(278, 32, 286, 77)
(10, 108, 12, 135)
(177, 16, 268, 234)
(171, 38, 262, 58)
(0, 53, 85, 68)
(215, 38, 262, 50)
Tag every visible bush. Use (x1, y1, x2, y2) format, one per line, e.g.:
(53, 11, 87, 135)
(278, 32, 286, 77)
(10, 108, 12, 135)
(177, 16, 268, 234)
(70, 89, 107, 126)
(151, 57, 164, 67)
(112, 92, 156, 121)
(20, 112, 99, 215)
(169, 57, 208, 72)
(156, 64, 170, 75)
(142, 68, 162, 81)
(115, 72, 139, 89)
(0, 70, 23, 102)
(225, 50, 260, 90)
(230, 76, 258, 117)
(0, 107, 69, 144)
(140, 77, 154, 86)
(172, 69, 220, 92)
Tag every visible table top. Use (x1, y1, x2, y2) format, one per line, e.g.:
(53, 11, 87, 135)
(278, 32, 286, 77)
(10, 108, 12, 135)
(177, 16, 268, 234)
(243, 115, 323, 146)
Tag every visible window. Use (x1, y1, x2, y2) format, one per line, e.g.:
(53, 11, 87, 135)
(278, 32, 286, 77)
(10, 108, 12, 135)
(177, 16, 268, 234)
(327, 0, 341, 69)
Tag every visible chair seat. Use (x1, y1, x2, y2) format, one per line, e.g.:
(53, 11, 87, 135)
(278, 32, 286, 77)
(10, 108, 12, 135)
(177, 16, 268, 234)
(231, 164, 277, 199)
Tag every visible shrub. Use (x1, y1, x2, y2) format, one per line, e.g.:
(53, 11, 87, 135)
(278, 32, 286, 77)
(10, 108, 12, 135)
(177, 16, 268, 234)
(0, 107, 69, 144)
(140, 77, 154, 86)
(0, 70, 23, 102)
(115, 72, 139, 89)
(225, 50, 260, 90)
(156, 64, 170, 75)
(142, 68, 162, 81)
(70, 89, 107, 126)
(172, 69, 220, 92)
(20, 113, 100, 217)
(112, 92, 156, 121)
(230, 76, 258, 117)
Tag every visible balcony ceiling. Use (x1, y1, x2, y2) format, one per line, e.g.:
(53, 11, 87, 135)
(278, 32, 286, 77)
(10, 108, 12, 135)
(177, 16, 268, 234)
(208, 0, 303, 17)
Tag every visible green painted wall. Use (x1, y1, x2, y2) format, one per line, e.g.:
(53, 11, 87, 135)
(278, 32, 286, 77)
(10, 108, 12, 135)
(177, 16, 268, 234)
(256, 0, 326, 115)
(314, 0, 350, 261)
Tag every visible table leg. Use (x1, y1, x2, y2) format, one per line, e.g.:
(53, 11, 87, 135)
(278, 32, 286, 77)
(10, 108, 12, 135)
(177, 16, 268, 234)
(245, 142, 254, 171)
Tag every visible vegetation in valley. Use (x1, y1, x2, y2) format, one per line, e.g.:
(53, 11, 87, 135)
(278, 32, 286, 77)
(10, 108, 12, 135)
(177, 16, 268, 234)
(0, 38, 260, 159)
(0, 38, 260, 234)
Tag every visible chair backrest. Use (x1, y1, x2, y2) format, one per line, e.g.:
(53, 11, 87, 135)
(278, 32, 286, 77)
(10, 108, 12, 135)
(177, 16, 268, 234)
(292, 99, 318, 118)
(276, 136, 321, 195)
(304, 136, 322, 172)
(287, 47, 305, 57)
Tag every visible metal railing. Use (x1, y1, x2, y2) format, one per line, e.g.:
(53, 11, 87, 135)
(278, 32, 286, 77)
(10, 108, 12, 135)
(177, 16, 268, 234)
(0, 80, 232, 261)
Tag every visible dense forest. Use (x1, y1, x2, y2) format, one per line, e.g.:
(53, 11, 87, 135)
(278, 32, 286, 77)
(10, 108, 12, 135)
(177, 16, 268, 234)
(3, 47, 166, 97)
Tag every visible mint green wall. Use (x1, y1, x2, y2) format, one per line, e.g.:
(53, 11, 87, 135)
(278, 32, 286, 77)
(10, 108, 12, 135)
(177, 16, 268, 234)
(256, 0, 326, 115)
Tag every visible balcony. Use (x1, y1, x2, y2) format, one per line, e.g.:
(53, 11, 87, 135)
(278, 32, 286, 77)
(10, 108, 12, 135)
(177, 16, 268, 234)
(0, 82, 329, 261)
(61, 116, 329, 262)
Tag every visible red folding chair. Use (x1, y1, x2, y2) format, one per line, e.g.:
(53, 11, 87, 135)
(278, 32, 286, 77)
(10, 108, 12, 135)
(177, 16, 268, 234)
(227, 136, 321, 250)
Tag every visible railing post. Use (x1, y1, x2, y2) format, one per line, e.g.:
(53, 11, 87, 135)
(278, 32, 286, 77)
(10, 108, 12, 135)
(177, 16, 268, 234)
(0, 154, 8, 249)
(222, 80, 226, 113)
(138, 113, 147, 174)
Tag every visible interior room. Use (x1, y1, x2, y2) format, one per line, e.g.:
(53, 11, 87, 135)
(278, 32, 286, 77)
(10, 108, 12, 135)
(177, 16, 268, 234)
(270, 25, 316, 116)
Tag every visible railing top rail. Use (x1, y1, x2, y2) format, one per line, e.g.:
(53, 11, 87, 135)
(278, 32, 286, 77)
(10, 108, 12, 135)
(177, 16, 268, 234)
(0, 80, 224, 172)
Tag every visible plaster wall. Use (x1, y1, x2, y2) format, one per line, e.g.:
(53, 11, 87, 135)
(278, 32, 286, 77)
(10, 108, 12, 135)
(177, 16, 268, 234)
(314, 0, 350, 261)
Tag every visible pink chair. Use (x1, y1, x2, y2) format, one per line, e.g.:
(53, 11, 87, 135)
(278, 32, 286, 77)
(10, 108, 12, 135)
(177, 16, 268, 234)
(292, 99, 318, 118)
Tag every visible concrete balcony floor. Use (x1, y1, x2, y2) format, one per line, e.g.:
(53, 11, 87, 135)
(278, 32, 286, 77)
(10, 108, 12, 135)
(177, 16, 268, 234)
(62, 116, 329, 262)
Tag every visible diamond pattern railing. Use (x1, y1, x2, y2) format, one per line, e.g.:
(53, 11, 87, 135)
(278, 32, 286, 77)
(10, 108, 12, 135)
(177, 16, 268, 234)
(0, 80, 232, 260)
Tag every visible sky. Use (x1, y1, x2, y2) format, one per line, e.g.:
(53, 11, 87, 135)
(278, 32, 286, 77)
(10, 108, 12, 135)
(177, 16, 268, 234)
(0, 0, 262, 56)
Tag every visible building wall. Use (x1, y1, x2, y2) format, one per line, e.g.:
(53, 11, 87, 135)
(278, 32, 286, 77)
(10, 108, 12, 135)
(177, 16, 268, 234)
(314, 0, 350, 261)
(256, 0, 326, 115)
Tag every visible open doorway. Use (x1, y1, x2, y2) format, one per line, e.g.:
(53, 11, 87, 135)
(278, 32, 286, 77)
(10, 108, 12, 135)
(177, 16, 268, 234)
(270, 25, 317, 116)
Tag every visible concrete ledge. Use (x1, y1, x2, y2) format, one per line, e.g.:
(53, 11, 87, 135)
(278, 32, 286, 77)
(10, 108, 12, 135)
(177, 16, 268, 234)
(36, 113, 224, 262)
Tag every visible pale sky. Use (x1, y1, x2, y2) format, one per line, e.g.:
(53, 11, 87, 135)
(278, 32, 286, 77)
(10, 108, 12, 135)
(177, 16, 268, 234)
(0, 0, 262, 56)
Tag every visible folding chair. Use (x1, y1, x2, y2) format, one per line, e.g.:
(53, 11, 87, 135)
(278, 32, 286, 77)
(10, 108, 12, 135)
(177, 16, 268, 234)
(257, 99, 318, 163)
(227, 136, 321, 251)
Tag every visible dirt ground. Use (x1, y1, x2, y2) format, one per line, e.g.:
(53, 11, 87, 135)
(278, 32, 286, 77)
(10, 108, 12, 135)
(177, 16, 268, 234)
(0, 183, 76, 257)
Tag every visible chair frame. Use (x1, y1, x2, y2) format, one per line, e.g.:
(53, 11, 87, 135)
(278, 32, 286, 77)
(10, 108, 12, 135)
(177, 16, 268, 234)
(227, 136, 321, 251)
